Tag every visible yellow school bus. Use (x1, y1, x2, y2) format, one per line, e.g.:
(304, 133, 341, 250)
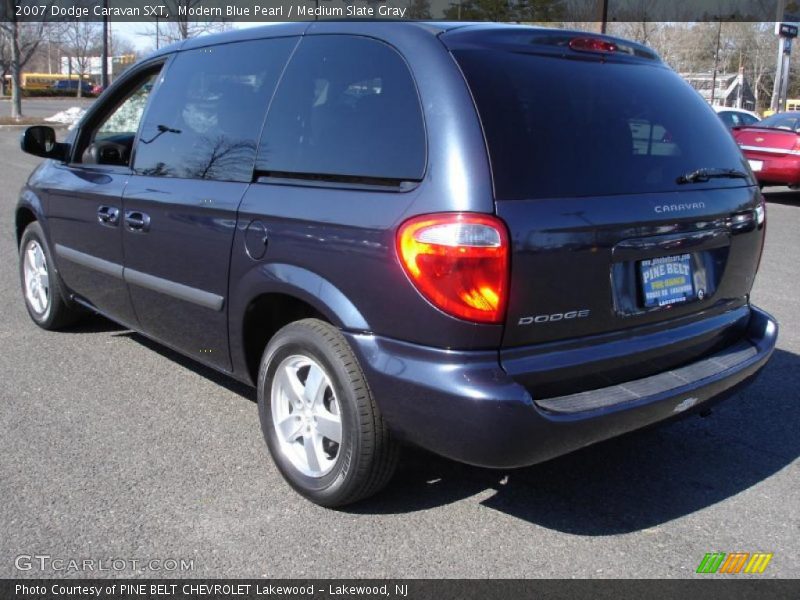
(763, 98, 800, 117)
(3, 73, 89, 91)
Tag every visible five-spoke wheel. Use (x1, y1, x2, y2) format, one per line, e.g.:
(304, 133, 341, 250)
(258, 319, 399, 507)
(22, 239, 50, 316)
(271, 355, 343, 477)
(18, 222, 82, 330)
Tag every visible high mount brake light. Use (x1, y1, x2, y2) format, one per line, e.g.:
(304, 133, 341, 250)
(569, 38, 618, 54)
(396, 213, 509, 324)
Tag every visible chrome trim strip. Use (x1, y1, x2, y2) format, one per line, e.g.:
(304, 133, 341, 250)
(739, 145, 800, 156)
(55, 244, 123, 279)
(124, 268, 224, 312)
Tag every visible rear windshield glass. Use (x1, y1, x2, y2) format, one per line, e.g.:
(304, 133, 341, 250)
(453, 50, 749, 200)
(757, 113, 800, 131)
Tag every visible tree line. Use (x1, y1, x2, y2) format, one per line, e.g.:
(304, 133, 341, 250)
(3, 0, 799, 118)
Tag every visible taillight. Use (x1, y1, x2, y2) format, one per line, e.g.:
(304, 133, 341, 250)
(569, 37, 618, 54)
(396, 213, 509, 324)
(755, 193, 766, 227)
(756, 192, 767, 273)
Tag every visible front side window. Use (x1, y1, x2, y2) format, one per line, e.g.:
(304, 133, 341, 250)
(133, 37, 296, 182)
(96, 75, 157, 141)
(256, 35, 426, 182)
(79, 68, 161, 167)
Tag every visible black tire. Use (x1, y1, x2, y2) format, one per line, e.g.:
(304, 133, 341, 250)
(18, 221, 83, 330)
(257, 318, 399, 507)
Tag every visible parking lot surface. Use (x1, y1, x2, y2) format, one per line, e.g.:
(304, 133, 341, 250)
(1, 97, 94, 120)
(0, 129, 798, 578)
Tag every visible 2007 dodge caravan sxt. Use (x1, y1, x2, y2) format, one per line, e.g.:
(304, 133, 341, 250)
(16, 22, 777, 507)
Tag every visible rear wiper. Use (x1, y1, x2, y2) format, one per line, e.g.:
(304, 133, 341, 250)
(676, 167, 749, 184)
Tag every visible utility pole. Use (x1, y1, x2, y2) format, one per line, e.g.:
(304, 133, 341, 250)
(600, 0, 608, 34)
(101, 0, 109, 89)
(770, 0, 798, 113)
(779, 37, 792, 111)
(710, 20, 723, 107)
(592, 0, 609, 34)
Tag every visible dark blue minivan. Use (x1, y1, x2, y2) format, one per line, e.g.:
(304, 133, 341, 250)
(17, 22, 777, 506)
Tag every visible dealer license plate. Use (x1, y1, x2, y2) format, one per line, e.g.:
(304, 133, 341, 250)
(748, 159, 763, 172)
(640, 253, 695, 308)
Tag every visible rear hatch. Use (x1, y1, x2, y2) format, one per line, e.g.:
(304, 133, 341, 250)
(442, 28, 765, 362)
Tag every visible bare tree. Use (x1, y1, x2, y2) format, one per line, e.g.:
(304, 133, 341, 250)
(607, 21, 659, 46)
(0, 1, 50, 118)
(716, 22, 775, 112)
(139, 0, 230, 47)
(0, 27, 11, 94)
(63, 20, 100, 98)
(407, 0, 432, 19)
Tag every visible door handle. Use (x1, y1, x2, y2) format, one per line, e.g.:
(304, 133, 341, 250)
(124, 211, 151, 233)
(97, 205, 120, 226)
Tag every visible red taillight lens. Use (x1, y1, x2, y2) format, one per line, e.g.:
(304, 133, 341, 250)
(569, 37, 618, 54)
(396, 213, 509, 324)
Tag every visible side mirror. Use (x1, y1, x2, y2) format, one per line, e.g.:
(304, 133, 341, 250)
(20, 126, 69, 161)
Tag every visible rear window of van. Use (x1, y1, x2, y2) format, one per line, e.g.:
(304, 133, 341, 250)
(453, 49, 750, 200)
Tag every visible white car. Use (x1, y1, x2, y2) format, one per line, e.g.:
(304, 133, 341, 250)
(714, 107, 761, 129)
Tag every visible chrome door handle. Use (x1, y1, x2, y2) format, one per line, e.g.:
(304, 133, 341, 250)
(97, 205, 120, 226)
(124, 211, 151, 232)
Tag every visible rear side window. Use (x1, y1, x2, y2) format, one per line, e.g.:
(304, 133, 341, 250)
(133, 37, 296, 182)
(256, 35, 425, 182)
(453, 50, 749, 200)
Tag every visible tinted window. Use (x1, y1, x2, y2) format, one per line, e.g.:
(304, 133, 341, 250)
(134, 37, 296, 182)
(77, 67, 162, 167)
(453, 50, 749, 200)
(256, 35, 425, 181)
(758, 113, 800, 131)
(96, 74, 157, 141)
(718, 111, 739, 128)
(740, 113, 760, 126)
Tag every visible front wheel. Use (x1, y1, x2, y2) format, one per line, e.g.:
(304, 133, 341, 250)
(257, 319, 399, 507)
(18, 222, 83, 330)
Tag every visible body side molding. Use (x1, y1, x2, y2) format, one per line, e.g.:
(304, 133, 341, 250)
(54, 244, 224, 311)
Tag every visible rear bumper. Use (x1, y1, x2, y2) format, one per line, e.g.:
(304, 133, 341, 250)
(346, 306, 778, 468)
(746, 154, 800, 185)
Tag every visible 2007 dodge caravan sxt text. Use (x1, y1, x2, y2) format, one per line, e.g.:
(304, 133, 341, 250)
(16, 22, 778, 507)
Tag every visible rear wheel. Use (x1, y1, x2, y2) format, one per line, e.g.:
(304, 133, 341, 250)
(257, 318, 399, 507)
(18, 222, 83, 330)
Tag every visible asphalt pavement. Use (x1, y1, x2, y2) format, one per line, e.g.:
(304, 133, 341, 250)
(1, 97, 95, 120)
(0, 129, 798, 578)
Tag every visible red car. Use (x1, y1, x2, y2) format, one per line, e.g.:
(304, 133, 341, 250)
(733, 112, 800, 187)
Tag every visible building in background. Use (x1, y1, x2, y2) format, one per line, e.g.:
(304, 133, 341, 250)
(59, 54, 136, 83)
(681, 68, 757, 111)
